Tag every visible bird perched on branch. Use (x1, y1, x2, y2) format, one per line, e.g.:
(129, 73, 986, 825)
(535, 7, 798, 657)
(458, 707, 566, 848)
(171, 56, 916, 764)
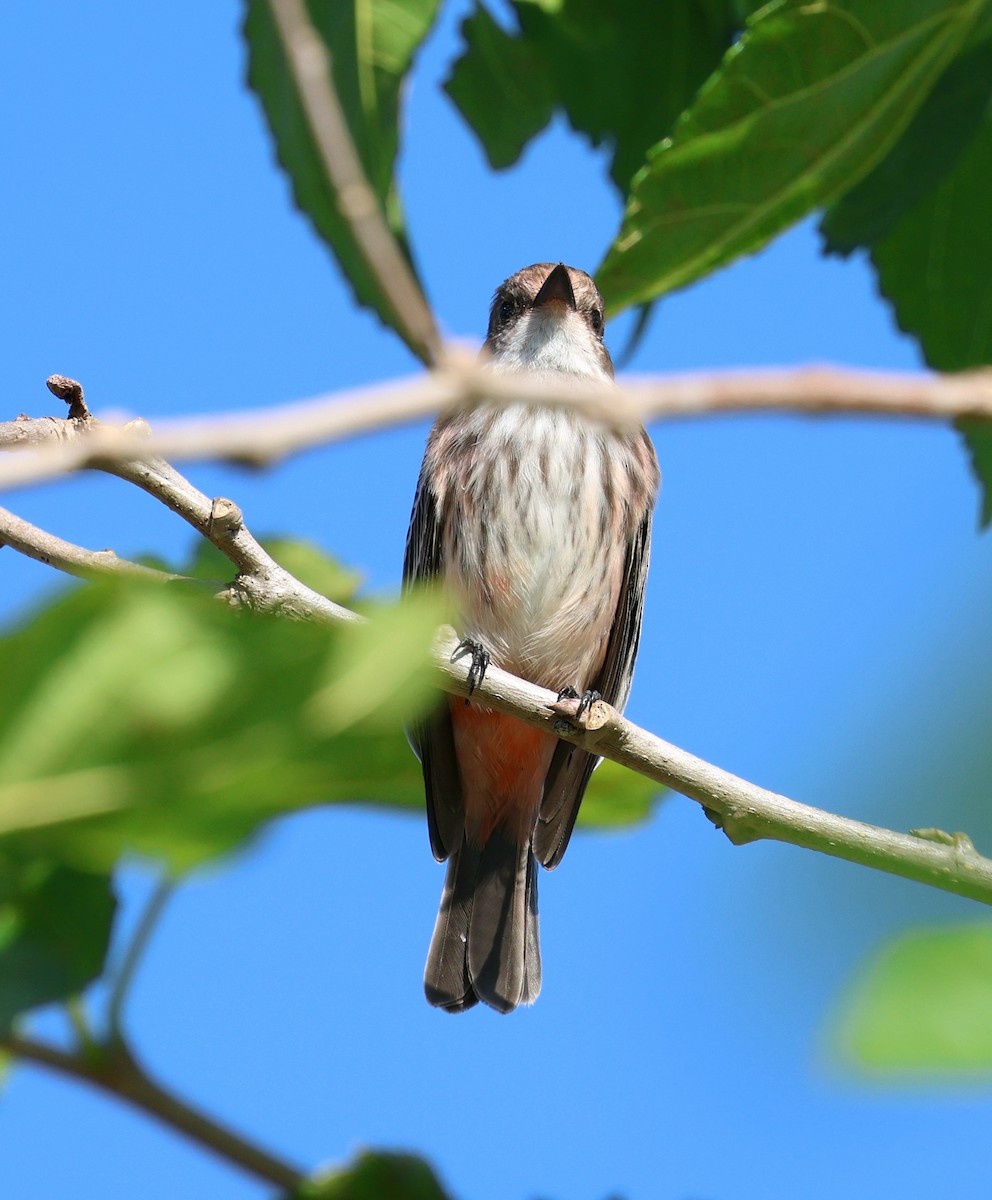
(404, 262, 659, 1012)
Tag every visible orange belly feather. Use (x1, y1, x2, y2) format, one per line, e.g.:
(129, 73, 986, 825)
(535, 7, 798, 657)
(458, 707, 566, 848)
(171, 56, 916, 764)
(449, 699, 558, 847)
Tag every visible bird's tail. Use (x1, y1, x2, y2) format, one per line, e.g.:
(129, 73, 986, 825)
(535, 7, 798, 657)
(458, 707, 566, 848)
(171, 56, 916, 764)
(424, 828, 540, 1014)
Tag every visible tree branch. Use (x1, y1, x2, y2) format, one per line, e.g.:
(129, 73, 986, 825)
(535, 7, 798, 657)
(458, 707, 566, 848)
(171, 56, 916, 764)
(0, 1034, 304, 1192)
(0, 505, 184, 584)
(4, 376, 992, 906)
(99, 446, 360, 624)
(0, 382, 361, 623)
(3, 363, 992, 494)
(265, 0, 441, 366)
(430, 627, 992, 906)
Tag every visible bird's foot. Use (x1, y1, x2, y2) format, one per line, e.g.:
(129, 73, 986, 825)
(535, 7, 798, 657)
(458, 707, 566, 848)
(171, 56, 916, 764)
(451, 638, 491, 696)
(557, 685, 602, 720)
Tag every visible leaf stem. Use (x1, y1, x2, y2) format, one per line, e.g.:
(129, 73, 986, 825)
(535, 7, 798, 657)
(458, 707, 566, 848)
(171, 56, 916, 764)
(106, 876, 175, 1039)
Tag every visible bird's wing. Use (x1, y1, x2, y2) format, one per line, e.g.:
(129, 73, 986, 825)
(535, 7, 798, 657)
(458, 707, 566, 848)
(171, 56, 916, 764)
(403, 466, 463, 862)
(534, 507, 654, 869)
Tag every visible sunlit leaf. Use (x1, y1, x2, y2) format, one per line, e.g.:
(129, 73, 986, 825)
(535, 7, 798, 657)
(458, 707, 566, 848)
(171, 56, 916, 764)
(821, 38, 992, 254)
(814, 34, 992, 525)
(597, 0, 985, 314)
(309, 590, 443, 732)
(243, 0, 440, 358)
(834, 925, 992, 1072)
(0, 539, 663, 881)
(0, 579, 443, 873)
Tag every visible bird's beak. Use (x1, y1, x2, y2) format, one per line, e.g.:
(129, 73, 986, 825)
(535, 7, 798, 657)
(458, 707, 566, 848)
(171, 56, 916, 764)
(532, 263, 576, 311)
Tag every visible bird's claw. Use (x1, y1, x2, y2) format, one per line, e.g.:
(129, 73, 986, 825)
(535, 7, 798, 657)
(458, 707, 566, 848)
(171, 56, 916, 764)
(557, 685, 602, 720)
(451, 638, 490, 696)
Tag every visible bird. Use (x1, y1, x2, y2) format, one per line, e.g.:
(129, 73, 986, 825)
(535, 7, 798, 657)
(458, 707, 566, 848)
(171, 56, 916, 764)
(404, 262, 659, 1013)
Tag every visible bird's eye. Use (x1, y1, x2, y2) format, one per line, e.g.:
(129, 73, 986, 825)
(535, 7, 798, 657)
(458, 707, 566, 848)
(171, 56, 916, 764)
(590, 308, 604, 335)
(498, 298, 516, 323)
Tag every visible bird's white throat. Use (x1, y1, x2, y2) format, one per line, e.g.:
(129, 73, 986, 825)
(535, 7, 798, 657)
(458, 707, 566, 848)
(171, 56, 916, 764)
(488, 307, 610, 381)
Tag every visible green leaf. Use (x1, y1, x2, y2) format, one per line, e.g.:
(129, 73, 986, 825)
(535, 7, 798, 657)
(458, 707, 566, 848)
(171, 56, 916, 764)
(447, 0, 736, 191)
(957, 419, 992, 528)
(597, 0, 987, 314)
(815, 34, 992, 526)
(0, 547, 663, 877)
(0, 579, 445, 873)
(579, 757, 664, 830)
(0, 857, 116, 1030)
(243, 0, 440, 358)
(309, 589, 444, 732)
(834, 925, 992, 1072)
(305, 1150, 450, 1200)
(861, 115, 992, 524)
(821, 38, 992, 254)
(444, 5, 555, 169)
(261, 537, 363, 604)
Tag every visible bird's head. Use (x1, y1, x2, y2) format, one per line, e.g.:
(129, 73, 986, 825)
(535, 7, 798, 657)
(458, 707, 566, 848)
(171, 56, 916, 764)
(482, 263, 613, 381)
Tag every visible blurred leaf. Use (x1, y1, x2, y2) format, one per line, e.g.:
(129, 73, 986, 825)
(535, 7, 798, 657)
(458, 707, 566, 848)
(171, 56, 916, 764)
(835, 925, 992, 1072)
(0, 857, 115, 1031)
(821, 39, 992, 254)
(261, 538, 363, 604)
(0, 538, 663, 879)
(447, 0, 735, 191)
(306, 1150, 450, 1200)
(597, 0, 985, 314)
(310, 590, 444, 732)
(243, 0, 439, 358)
(579, 757, 664, 830)
(0, 579, 445, 873)
(162, 537, 363, 601)
(181, 539, 236, 583)
(444, 4, 554, 169)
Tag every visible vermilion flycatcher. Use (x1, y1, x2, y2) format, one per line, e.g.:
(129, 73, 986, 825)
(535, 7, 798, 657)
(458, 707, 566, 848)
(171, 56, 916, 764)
(404, 263, 659, 1013)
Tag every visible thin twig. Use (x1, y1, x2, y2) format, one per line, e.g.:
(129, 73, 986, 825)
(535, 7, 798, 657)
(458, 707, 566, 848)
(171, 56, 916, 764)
(4, 363, 992, 493)
(99, 433, 359, 625)
(0, 505, 184, 584)
(266, 0, 440, 365)
(106, 877, 175, 1039)
(0, 1034, 304, 1192)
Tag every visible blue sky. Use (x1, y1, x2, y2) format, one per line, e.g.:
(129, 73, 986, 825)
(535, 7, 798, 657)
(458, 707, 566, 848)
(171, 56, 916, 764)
(4, 3, 992, 1198)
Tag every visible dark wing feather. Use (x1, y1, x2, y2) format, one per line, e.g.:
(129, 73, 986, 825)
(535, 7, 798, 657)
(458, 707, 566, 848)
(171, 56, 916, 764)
(534, 508, 654, 868)
(403, 465, 463, 862)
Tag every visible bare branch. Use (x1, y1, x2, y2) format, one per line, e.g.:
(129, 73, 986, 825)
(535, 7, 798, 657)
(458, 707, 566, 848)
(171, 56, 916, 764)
(0, 505, 183, 584)
(4, 363, 992, 494)
(0, 393, 360, 621)
(0, 1034, 304, 1191)
(100, 448, 360, 624)
(266, 0, 441, 365)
